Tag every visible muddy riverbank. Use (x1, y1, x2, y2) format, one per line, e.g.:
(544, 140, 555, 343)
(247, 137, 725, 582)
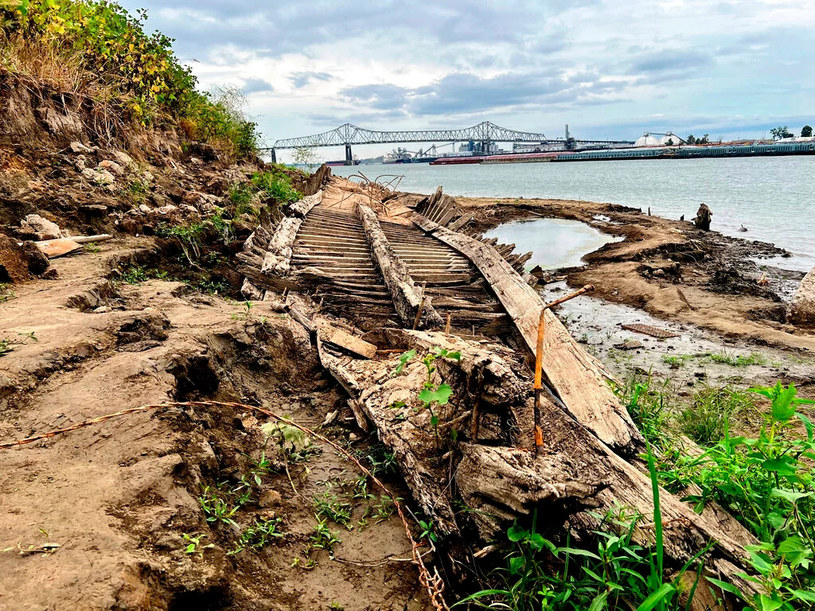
(456, 196, 813, 355)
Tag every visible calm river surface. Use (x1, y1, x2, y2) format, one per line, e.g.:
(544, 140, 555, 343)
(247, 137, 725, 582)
(334, 156, 814, 271)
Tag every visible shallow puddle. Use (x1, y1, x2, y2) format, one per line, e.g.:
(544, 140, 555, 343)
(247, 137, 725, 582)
(483, 217, 622, 269)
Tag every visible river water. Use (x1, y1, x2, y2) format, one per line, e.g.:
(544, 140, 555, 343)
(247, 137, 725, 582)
(334, 156, 815, 272)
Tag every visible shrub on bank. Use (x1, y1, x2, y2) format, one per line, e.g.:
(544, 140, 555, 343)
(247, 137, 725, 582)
(0, 0, 258, 157)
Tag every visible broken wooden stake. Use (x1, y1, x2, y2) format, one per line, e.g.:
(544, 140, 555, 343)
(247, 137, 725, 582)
(533, 308, 545, 456)
(533, 284, 595, 455)
(544, 284, 595, 310)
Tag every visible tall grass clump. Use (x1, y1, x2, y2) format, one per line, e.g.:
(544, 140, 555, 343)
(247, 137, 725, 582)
(616, 376, 815, 610)
(0, 0, 258, 156)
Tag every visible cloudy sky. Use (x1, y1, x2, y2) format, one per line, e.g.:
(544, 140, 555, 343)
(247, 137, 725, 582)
(120, 0, 814, 161)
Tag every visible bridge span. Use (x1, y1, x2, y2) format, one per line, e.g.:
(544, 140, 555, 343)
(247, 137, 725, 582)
(263, 121, 632, 164)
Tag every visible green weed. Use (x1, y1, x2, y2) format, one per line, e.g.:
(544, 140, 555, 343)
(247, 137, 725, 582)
(314, 486, 353, 529)
(707, 352, 767, 367)
(198, 485, 238, 526)
(310, 517, 341, 555)
(117, 265, 168, 285)
(677, 385, 754, 445)
(613, 373, 673, 452)
(181, 532, 215, 556)
(667, 383, 815, 610)
(229, 517, 283, 555)
(251, 170, 301, 205)
(661, 354, 693, 367)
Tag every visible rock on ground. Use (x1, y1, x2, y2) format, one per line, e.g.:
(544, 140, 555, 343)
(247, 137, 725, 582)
(0, 235, 50, 282)
(21, 214, 64, 240)
(789, 266, 815, 325)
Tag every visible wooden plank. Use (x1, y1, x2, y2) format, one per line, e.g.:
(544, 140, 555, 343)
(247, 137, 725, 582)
(318, 322, 378, 359)
(38, 239, 82, 258)
(242, 191, 322, 277)
(357, 203, 443, 330)
(410, 212, 643, 455)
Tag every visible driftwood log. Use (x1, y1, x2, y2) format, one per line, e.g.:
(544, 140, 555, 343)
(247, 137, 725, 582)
(694, 203, 713, 231)
(411, 212, 643, 456)
(357, 203, 443, 330)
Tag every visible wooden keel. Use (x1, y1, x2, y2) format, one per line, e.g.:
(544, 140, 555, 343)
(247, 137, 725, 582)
(357, 203, 443, 330)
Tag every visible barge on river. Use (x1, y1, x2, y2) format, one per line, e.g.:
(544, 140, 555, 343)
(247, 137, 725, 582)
(430, 141, 815, 165)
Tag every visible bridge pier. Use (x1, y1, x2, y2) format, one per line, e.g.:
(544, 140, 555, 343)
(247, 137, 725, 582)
(345, 143, 353, 165)
(270, 148, 277, 164)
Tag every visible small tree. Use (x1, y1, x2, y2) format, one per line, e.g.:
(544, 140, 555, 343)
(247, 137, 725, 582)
(698, 134, 709, 144)
(770, 126, 793, 140)
(686, 134, 696, 145)
(802, 125, 813, 138)
(293, 147, 318, 172)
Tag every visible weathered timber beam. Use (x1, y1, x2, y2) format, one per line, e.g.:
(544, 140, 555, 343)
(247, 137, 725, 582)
(411, 212, 643, 456)
(240, 191, 321, 280)
(357, 203, 443, 330)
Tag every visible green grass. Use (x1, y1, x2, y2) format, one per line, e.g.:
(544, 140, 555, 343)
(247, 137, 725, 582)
(117, 265, 168, 285)
(678, 385, 754, 445)
(707, 351, 767, 367)
(661, 354, 693, 367)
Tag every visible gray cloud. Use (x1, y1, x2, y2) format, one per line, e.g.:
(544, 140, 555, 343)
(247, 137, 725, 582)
(339, 69, 632, 117)
(241, 78, 273, 94)
(115, 0, 814, 143)
(290, 71, 333, 88)
(628, 49, 713, 74)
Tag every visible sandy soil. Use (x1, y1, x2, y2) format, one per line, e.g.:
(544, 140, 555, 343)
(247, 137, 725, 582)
(0, 239, 427, 610)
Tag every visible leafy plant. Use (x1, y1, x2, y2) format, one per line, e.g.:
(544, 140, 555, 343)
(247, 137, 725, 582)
(417, 519, 438, 544)
(251, 169, 301, 205)
(198, 485, 238, 526)
(181, 532, 215, 556)
(415, 347, 461, 446)
(156, 221, 207, 263)
(314, 486, 353, 529)
(0, 0, 258, 155)
(229, 517, 283, 555)
(310, 516, 341, 555)
(667, 383, 815, 609)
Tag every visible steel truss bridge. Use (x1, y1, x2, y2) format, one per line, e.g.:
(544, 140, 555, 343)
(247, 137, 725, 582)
(263, 121, 632, 164)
